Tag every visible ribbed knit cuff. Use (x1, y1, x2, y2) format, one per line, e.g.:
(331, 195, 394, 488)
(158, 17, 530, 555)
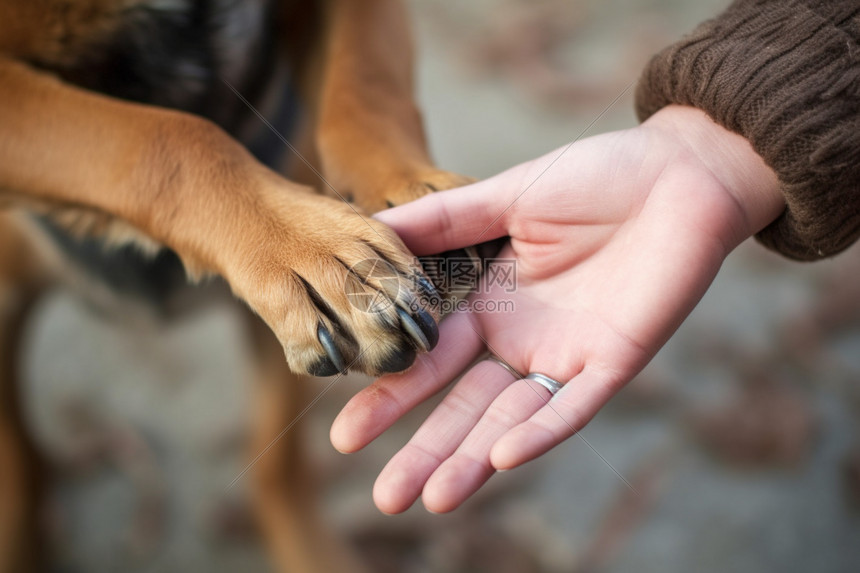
(635, 0, 860, 260)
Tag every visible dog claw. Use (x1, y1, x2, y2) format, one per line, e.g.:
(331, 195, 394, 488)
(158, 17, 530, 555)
(397, 306, 438, 352)
(378, 345, 417, 373)
(414, 307, 440, 350)
(308, 355, 340, 377)
(316, 324, 347, 375)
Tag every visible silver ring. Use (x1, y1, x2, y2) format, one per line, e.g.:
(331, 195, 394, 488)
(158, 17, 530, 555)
(484, 355, 524, 380)
(526, 372, 565, 395)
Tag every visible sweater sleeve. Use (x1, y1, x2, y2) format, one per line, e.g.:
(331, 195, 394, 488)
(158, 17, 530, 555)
(635, 0, 860, 261)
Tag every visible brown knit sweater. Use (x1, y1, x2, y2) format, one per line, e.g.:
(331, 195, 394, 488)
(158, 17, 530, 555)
(635, 0, 860, 261)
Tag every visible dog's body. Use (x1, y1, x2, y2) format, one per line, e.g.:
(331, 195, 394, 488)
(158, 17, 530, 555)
(0, 0, 469, 570)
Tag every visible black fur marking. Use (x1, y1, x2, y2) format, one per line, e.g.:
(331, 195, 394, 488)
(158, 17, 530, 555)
(37, 217, 188, 304)
(59, 1, 219, 112)
(245, 75, 301, 167)
(56, 0, 289, 138)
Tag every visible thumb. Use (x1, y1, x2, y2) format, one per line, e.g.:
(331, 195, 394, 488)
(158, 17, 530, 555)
(373, 170, 519, 255)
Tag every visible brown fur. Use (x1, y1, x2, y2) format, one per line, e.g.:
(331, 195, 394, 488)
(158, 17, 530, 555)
(0, 0, 467, 570)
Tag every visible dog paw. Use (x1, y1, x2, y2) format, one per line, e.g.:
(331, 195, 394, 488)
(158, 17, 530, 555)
(219, 191, 441, 377)
(349, 169, 476, 214)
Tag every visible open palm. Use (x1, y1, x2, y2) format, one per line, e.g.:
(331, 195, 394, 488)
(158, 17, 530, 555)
(330, 106, 782, 514)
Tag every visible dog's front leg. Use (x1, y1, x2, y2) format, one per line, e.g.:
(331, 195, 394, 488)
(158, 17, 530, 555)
(0, 214, 49, 573)
(0, 57, 440, 376)
(315, 0, 474, 214)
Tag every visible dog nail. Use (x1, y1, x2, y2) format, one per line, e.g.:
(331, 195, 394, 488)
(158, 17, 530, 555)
(397, 307, 438, 352)
(378, 345, 416, 374)
(317, 324, 347, 374)
(414, 307, 439, 350)
(308, 355, 340, 377)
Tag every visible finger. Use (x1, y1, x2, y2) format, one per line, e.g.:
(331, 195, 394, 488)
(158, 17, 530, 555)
(373, 169, 522, 255)
(371, 359, 520, 514)
(421, 377, 554, 513)
(330, 311, 484, 453)
(490, 366, 619, 470)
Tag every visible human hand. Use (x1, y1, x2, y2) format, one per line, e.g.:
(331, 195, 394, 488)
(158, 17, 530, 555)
(330, 105, 783, 513)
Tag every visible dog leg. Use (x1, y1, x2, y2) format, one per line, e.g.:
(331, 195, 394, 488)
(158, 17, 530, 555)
(0, 57, 440, 377)
(316, 0, 474, 213)
(0, 213, 49, 573)
(246, 317, 364, 573)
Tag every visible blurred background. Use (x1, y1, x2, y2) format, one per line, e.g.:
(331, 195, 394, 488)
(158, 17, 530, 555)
(21, 0, 860, 571)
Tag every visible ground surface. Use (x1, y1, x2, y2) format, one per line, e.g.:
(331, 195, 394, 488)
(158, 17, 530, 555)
(20, 1, 860, 571)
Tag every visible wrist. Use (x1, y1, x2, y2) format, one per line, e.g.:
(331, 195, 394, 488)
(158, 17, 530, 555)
(643, 105, 783, 241)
